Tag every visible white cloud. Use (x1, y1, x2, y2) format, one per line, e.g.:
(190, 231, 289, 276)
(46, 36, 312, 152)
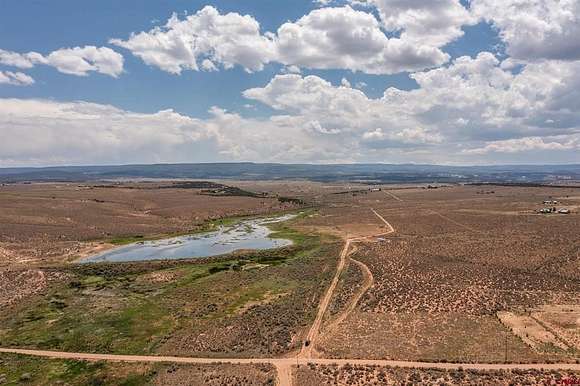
(340, 78, 351, 88)
(274, 6, 449, 74)
(44, 46, 124, 77)
(0, 71, 34, 86)
(112, 5, 450, 75)
(305, 120, 342, 135)
(362, 127, 443, 146)
(3, 52, 580, 165)
(353, 0, 475, 47)
(472, 0, 580, 61)
(0, 46, 124, 77)
(464, 136, 580, 154)
(281, 65, 302, 74)
(110, 6, 276, 74)
(0, 49, 44, 69)
(0, 99, 212, 166)
(242, 53, 580, 160)
(314, 0, 335, 5)
(243, 74, 371, 114)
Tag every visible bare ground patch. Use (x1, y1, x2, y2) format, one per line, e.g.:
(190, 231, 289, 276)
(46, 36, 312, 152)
(497, 311, 570, 353)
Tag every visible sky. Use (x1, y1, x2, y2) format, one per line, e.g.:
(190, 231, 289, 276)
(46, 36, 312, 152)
(1, 0, 580, 166)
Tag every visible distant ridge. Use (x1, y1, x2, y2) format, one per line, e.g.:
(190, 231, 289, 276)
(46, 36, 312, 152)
(0, 162, 579, 184)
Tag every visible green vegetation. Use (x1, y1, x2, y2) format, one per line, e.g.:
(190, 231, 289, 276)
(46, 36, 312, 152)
(0, 353, 153, 386)
(0, 214, 338, 358)
(106, 209, 310, 246)
(109, 235, 145, 245)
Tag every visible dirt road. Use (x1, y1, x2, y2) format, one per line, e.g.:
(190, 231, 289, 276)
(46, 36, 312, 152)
(371, 208, 395, 233)
(2, 348, 579, 372)
(299, 208, 395, 359)
(298, 208, 395, 358)
(274, 362, 292, 386)
(298, 237, 353, 358)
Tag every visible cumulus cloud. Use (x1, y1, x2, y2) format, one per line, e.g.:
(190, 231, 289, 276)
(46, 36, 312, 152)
(110, 6, 276, 74)
(3, 51, 580, 165)
(44, 46, 124, 77)
(353, 0, 475, 47)
(0, 46, 124, 77)
(243, 73, 371, 115)
(472, 0, 580, 61)
(464, 136, 580, 154)
(0, 71, 34, 86)
(0, 99, 212, 165)
(305, 120, 342, 135)
(274, 6, 449, 74)
(0, 49, 44, 69)
(112, 5, 450, 75)
(243, 52, 580, 159)
(362, 127, 443, 146)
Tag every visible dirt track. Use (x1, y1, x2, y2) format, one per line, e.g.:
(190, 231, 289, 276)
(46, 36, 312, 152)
(2, 348, 579, 371)
(429, 209, 484, 234)
(384, 190, 403, 202)
(323, 256, 374, 335)
(299, 208, 395, 359)
(298, 237, 353, 359)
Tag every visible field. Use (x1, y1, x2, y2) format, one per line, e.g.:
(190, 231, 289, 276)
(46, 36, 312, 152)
(0, 180, 579, 384)
(317, 185, 580, 363)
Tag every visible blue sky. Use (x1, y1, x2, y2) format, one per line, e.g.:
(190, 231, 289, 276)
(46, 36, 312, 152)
(1, 0, 579, 166)
(0, 0, 500, 117)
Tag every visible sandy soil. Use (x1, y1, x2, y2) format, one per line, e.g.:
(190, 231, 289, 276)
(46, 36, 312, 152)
(498, 311, 569, 351)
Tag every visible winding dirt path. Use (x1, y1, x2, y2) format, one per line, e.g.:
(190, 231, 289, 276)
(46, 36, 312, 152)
(299, 208, 394, 359)
(322, 256, 374, 335)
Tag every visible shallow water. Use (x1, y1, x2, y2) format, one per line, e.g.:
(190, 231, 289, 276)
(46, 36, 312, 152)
(82, 214, 296, 263)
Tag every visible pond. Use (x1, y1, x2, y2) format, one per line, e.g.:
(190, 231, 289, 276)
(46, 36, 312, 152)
(82, 213, 296, 263)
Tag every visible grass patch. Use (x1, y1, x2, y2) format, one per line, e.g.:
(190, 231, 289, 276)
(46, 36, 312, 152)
(0, 213, 338, 358)
(104, 208, 312, 246)
(0, 353, 153, 385)
(109, 235, 145, 246)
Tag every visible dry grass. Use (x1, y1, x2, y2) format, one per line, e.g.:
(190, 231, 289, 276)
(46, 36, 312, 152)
(153, 363, 276, 386)
(316, 185, 580, 363)
(295, 363, 580, 386)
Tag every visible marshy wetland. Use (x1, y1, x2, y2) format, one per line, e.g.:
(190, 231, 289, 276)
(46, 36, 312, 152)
(82, 214, 297, 263)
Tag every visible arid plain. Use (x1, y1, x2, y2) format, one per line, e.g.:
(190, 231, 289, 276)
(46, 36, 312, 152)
(0, 180, 579, 385)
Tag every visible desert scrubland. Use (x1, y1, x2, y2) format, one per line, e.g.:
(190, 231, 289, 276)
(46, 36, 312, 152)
(0, 181, 578, 385)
